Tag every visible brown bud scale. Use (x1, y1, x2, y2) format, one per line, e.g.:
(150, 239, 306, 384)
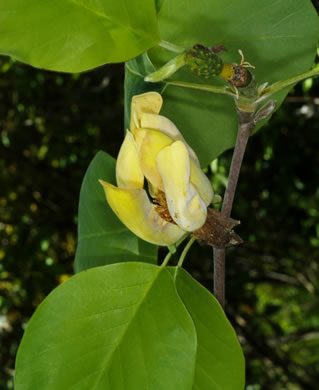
(192, 208, 243, 248)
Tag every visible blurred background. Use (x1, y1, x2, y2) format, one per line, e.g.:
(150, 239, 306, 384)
(1, 2, 319, 388)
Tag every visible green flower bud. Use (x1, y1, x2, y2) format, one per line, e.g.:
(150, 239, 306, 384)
(184, 44, 224, 79)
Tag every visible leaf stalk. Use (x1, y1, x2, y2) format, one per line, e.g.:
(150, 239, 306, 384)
(177, 236, 197, 268)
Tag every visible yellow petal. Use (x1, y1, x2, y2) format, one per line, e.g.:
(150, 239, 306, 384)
(130, 92, 163, 134)
(116, 131, 144, 189)
(133, 128, 147, 154)
(141, 113, 181, 139)
(99, 180, 185, 246)
(148, 181, 159, 199)
(137, 128, 173, 191)
(190, 160, 214, 206)
(157, 141, 207, 231)
(140, 112, 199, 165)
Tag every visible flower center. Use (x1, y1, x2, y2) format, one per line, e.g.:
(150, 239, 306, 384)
(153, 191, 176, 224)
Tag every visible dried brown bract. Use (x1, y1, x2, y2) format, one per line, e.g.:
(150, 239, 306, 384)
(192, 208, 243, 248)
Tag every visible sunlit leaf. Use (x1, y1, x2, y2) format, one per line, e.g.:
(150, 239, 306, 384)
(15, 262, 197, 390)
(0, 0, 159, 72)
(171, 267, 245, 390)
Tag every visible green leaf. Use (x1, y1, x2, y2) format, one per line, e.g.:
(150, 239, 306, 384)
(0, 0, 159, 72)
(15, 262, 197, 390)
(125, 53, 164, 130)
(171, 268, 245, 390)
(155, 0, 164, 14)
(142, 0, 319, 166)
(74, 151, 157, 273)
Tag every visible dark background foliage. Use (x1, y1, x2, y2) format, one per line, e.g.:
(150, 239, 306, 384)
(1, 2, 319, 388)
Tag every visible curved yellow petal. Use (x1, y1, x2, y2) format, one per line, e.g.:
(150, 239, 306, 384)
(140, 112, 199, 165)
(99, 180, 185, 246)
(130, 92, 163, 134)
(141, 112, 181, 139)
(148, 181, 159, 199)
(138, 128, 173, 191)
(133, 128, 147, 154)
(116, 131, 144, 189)
(157, 141, 207, 231)
(190, 160, 214, 206)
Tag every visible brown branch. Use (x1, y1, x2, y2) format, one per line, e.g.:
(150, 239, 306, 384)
(214, 110, 255, 308)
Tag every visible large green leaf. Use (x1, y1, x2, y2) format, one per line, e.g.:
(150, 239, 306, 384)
(74, 151, 157, 273)
(138, 0, 318, 166)
(0, 0, 159, 72)
(15, 262, 197, 390)
(171, 268, 245, 390)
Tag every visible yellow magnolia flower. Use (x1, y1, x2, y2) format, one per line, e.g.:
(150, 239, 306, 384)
(99, 92, 214, 246)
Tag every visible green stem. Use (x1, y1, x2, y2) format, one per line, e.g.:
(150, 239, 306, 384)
(173, 232, 190, 249)
(161, 233, 190, 267)
(161, 250, 174, 267)
(177, 236, 197, 268)
(257, 64, 319, 104)
(166, 80, 236, 98)
(145, 53, 186, 83)
(156, 61, 319, 107)
(158, 40, 186, 53)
